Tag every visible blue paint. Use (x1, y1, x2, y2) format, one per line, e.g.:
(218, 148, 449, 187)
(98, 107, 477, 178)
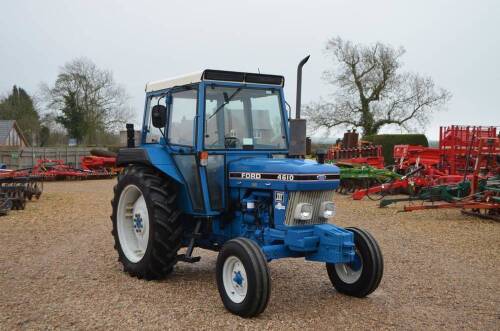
(141, 145, 183, 182)
(228, 157, 340, 191)
(230, 157, 339, 174)
(233, 271, 244, 286)
(129, 75, 356, 266)
(350, 253, 363, 271)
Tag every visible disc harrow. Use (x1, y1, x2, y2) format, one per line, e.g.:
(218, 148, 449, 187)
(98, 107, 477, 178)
(0, 156, 119, 216)
(31, 159, 116, 181)
(0, 176, 44, 212)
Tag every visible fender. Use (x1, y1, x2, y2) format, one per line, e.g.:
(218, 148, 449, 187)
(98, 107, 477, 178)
(116, 146, 199, 213)
(116, 146, 184, 184)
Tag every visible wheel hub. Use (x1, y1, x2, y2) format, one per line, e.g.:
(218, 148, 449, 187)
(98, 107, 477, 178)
(350, 254, 362, 271)
(233, 270, 244, 287)
(335, 249, 363, 284)
(222, 256, 248, 303)
(133, 213, 144, 234)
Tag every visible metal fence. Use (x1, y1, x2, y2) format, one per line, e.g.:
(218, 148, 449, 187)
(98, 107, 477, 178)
(0, 147, 100, 169)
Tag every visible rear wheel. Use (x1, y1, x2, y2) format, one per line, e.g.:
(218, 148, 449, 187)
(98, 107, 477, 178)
(216, 238, 271, 318)
(326, 227, 383, 297)
(111, 165, 183, 280)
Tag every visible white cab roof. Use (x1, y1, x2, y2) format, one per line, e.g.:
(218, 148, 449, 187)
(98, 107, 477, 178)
(145, 70, 285, 93)
(145, 71, 203, 92)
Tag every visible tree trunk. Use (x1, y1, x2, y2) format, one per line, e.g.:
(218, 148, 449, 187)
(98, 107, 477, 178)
(360, 102, 378, 136)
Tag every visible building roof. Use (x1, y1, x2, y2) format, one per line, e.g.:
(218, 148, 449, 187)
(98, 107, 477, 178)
(145, 69, 285, 93)
(0, 120, 29, 146)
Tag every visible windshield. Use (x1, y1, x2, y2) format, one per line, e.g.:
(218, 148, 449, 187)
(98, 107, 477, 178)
(205, 86, 287, 149)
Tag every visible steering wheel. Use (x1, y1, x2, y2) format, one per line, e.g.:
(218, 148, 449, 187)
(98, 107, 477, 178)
(224, 136, 240, 148)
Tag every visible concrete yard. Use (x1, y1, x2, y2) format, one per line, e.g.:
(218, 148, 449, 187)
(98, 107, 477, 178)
(0, 179, 499, 330)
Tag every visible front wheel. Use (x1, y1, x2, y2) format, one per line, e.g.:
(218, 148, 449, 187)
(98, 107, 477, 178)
(216, 238, 271, 318)
(326, 227, 383, 297)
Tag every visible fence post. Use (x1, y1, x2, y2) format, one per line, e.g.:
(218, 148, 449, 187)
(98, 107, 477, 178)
(18, 149, 22, 169)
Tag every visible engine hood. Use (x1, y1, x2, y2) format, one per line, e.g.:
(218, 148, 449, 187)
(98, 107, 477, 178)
(228, 157, 340, 191)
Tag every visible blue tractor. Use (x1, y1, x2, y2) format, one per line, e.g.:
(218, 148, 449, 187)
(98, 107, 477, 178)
(112, 57, 383, 317)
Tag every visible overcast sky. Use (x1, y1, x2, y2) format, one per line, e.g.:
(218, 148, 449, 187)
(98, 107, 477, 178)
(1, 0, 499, 140)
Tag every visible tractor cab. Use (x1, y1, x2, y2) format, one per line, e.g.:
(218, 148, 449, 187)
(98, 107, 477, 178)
(113, 62, 383, 318)
(134, 69, 340, 216)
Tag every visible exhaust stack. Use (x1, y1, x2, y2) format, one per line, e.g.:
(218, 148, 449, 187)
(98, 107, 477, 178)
(289, 55, 310, 157)
(295, 55, 310, 119)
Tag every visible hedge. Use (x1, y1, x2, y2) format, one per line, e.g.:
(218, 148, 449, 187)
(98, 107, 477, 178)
(364, 134, 429, 165)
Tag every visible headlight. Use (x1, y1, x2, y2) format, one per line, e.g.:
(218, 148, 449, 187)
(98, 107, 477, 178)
(294, 203, 313, 221)
(319, 201, 336, 219)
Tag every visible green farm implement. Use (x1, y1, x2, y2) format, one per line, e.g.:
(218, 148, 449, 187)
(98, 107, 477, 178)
(379, 180, 471, 208)
(335, 162, 401, 195)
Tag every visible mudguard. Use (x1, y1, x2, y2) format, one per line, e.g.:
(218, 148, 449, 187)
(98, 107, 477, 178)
(116, 146, 184, 184)
(116, 146, 205, 215)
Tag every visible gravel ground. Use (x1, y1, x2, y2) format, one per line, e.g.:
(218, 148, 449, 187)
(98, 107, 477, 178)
(0, 179, 499, 330)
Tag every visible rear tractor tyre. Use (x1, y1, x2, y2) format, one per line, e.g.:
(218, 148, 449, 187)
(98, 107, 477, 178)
(216, 237, 271, 318)
(111, 165, 183, 280)
(326, 227, 383, 297)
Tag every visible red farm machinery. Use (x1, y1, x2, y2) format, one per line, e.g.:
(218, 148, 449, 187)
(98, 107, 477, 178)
(351, 126, 500, 221)
(326, 130, 385, 169)
(393, 125, 498, 176)
(325, 130, 393, 194)
(353, 125, 500, 200)
(0, 150, 120, 216)
(397, 136, 500, 221)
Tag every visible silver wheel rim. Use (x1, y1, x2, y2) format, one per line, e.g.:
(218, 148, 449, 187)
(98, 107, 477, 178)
(335, 249, 363, 284)
(117, 184, 150, 263)
(222, 256, 248, 303)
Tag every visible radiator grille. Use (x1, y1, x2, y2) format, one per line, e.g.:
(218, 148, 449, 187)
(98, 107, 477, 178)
(285, 190, 335, 226)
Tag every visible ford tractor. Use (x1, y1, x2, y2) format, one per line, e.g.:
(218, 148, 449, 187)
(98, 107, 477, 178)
(111, 57, 383, 317)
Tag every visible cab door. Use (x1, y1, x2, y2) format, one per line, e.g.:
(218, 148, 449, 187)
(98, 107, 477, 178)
(166, 87, 206, 212)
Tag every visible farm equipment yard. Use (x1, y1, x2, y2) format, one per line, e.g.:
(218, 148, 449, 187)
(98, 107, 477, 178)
(0, 179, 498, 330)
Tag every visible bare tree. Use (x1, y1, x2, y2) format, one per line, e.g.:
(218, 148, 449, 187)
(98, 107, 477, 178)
(42, 58, 132, 144)
(304, 37, 451, 136)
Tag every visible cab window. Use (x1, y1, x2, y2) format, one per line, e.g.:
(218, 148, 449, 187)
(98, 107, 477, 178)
(144, 95, 165, 143)
(204, 86, 286, 149)
(168, 89, 197, 146)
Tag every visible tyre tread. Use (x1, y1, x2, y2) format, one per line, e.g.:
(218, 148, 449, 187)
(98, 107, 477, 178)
(216, 237, 271, 318)
(111, 165, 183, 280)
(326, 227, 383, 297)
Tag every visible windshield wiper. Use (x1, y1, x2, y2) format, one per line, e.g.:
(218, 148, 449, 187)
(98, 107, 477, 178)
(207, 87, 242, 120)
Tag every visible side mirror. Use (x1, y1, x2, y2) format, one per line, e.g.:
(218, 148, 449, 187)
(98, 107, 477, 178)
(152, 104, 167, 128)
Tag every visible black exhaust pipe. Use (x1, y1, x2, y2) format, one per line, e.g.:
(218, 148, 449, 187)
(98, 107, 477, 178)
(289, 55, 310, 157)
(295, 55, 310, 119)
(126, 123, 135, 148)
